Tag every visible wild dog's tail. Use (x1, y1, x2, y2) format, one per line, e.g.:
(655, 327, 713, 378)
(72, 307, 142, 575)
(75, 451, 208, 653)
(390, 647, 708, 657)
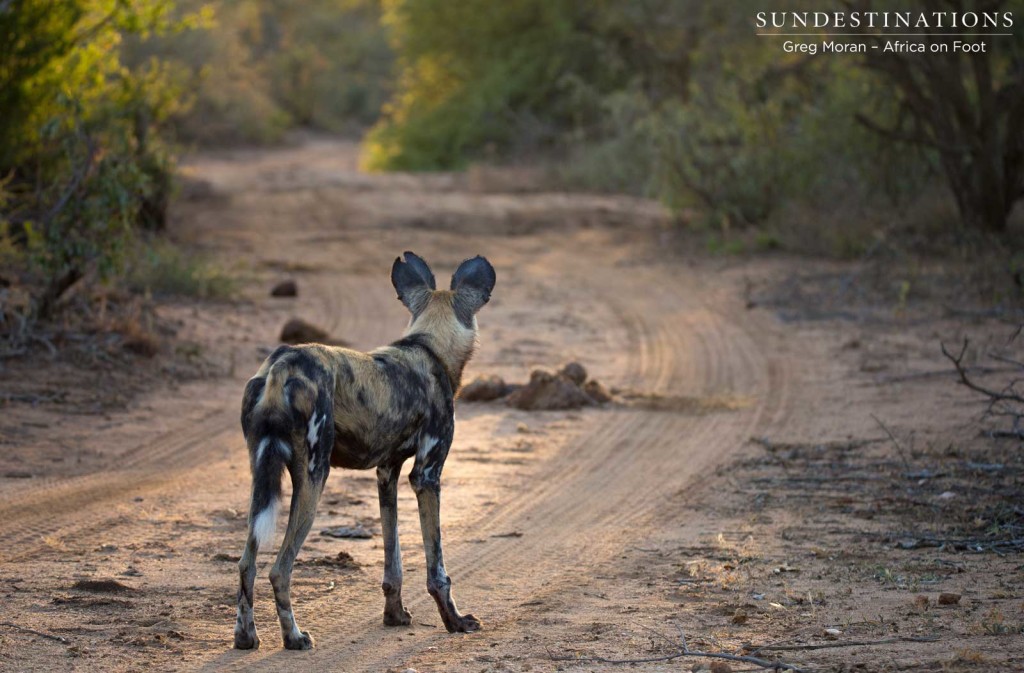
(241, 353, 333, 551)
(248, 436, 289, 550)
(243, 362, 295, 551)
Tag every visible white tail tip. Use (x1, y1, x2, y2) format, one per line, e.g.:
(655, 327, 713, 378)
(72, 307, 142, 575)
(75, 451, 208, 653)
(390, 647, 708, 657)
(251, 501, 279, 549)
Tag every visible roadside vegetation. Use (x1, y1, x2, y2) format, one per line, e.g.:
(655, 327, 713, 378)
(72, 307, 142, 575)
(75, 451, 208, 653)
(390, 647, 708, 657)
(365, 0, 1023, 256)
(1, 0, 1022, 354)
(0, 0, 389, 357)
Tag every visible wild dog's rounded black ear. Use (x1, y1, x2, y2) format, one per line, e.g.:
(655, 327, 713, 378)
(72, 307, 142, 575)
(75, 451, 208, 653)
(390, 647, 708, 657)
(392, 251, 436, 315)
(450, 256, 496, 320)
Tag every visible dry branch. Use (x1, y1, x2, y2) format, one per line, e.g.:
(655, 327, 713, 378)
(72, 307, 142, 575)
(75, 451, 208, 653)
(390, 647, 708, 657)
(549, 626, 809, 672)
(942, 339, 1024, 405)
(942, 338, 1024, 438)
(0, 621, 68, 643)
(745, 635, 940, 655)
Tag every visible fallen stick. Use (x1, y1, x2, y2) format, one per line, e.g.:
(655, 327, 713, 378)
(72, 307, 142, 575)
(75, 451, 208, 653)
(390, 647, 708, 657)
(745, 635, 940, 655)
(870, 413, 911, 473)
(549, 626, 809, 672)
(0, 621, 68, 643)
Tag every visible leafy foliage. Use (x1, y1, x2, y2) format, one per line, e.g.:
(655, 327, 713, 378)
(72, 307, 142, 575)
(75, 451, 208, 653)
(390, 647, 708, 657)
(362, 0, 617, 170)
(130, 0, 393, 145)
(365, 0, 1021, 236)
(0, 0, 197, 317)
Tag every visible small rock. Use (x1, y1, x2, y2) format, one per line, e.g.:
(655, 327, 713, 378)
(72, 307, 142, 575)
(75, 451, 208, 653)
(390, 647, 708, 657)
(937, 491, 957, 500)
(178, 176, 217, 200)
(558, 361, 588, 386)
(938, 592, 961, 605)
(302, 551, 361, 569)
(824, 627, 842, 636)
(320, 524, 373, 539)
(460, 375, 510, 402)
(582, 379, 613, 404)
(71, 579, 137, 594)
(122, 330, 161, 357)
(280, 318, 329, 344)
(271, 279, 298, 297)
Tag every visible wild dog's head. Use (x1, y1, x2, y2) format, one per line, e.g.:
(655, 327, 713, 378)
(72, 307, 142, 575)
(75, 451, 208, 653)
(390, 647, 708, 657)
(391, 251, 496, 382)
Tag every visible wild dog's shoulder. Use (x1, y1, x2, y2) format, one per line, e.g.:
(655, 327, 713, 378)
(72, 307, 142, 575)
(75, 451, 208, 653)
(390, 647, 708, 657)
(374, 334, 450, 390)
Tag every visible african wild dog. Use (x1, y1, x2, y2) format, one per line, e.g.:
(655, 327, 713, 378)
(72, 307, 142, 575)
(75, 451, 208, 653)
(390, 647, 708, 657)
(234, 252, 495, 650)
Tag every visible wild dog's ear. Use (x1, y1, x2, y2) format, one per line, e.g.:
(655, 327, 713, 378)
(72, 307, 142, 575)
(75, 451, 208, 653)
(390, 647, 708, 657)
(451, 256, 496, 325)
(392, 251, 436, 315)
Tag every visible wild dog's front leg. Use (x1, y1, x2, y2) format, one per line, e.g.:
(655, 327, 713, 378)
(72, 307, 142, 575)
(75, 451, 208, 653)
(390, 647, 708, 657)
(409, 457, 481, 633)
(377, 463, 412, 626)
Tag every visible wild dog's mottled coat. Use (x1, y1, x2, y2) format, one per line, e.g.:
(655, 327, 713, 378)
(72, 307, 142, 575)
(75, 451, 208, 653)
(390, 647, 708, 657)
(234, 253, 495, 651)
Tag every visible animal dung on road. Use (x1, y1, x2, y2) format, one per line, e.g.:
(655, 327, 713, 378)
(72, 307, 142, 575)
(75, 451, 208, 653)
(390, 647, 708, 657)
(280, 317, 329, 344)
(278, 318, 352, 347)
(557, 361, 587, 386)
(320, 524, 375, 539)
(582, 379, 613, 403)
(71, 579, 138, 594)
(270, 279, 298, 297)
(298, 551, 361, 569)
(505, 369, 596, 410)
(459, 374, 513, 401)
(460, 361, 613, 411)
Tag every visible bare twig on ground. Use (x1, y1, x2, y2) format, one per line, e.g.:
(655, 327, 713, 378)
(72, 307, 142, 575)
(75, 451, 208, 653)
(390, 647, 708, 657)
(886, 533, 1024, 553)
(942, 338, 1024, 437)
(870, 414, 911, 473)
(0, 621, 68, 643)
(875, 364, 1018, 384)
(750, 436, 885, 453)
(942, 339, 1024, 406)
(745, 635, 940, 655)
(549, 625, 810, 672)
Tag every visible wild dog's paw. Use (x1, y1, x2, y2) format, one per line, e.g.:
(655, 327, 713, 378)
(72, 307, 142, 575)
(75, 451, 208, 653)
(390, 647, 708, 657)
(283, 630, 315, 650)
(383, 605, 413, 626)
(234, 629, 261, 650)
(448, 613, 482, 633)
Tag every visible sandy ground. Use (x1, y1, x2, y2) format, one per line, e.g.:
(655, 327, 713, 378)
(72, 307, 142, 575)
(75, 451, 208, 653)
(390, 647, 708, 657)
(0, 138, 1021, 672)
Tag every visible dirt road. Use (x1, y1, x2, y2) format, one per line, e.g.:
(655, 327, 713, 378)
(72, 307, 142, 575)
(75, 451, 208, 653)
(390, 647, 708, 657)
(2, 138, 1018, 672)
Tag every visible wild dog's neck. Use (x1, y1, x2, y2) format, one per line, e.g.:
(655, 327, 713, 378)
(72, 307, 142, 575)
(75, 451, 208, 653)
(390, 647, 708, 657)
(403, 322, 476, 393)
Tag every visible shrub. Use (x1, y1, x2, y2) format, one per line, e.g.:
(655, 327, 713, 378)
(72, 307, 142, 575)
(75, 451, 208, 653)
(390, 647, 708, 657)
(126, 238, 240, 300)
(0, 0, 199, 318)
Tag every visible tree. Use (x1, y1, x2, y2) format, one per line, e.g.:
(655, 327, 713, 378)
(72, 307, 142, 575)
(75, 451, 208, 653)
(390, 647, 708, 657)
(850, 0, 1024, 232)
(0, 0, 196, 317)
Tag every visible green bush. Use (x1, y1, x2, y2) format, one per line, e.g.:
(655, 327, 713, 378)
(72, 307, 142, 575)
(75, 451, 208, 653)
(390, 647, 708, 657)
(128, 0, 393, 146)
(362, 0, 616, 170)
(126, 238, 239, 299)
(0, 0, 199, 317)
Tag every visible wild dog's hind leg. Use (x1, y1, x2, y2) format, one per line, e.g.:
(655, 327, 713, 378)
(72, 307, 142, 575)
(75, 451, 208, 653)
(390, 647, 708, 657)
(269, 465, 322, 650)
(234, 531, 260, 649)
(409, 449, 481, 633)
(377, 462, 412, 625)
